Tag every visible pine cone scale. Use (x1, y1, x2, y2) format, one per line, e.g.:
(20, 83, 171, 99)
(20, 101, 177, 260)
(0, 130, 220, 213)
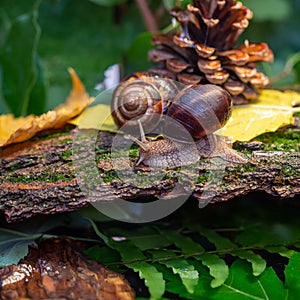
(224, 79, 245, 95)
(198, 58, 221, 73)
(195, 43, 215, 58)
(148, 49, 177, 62)
(206, 71, 229, 84)
(216, 50, 249, 65)
(167, 58, 191, 73)
(177, 73, 203, 85)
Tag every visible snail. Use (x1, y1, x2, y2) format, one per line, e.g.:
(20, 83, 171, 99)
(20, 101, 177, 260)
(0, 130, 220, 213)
(111, 75, 247, 168)
(110, 72, 182, 134)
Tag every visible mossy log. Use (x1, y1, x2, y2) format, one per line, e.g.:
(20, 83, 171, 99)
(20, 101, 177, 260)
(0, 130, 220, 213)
(0, 118, 299, 223)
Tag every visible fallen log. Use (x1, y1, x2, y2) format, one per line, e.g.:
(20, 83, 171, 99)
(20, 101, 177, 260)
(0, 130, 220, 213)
(0, 117, 299, 223)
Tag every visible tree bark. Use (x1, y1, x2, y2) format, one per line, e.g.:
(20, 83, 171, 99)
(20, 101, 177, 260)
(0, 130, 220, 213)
(0, 119, 299, 223)
(0, 238, 134, 300)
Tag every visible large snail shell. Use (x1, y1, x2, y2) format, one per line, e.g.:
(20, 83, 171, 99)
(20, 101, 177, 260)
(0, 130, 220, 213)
(165, 84, 232, 141)
(111, 74, 181, 133)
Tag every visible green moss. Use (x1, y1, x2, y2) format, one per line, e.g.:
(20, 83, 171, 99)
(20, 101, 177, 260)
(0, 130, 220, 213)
(162, 172, 173, 180)
(197, 171, 210, 184)
(232, 144, 253, 156)
(60, 149, 72, 160)
(6, 158, 36, 172)
(280, 165, 298, 177)
(102, 170, 118, 183)
(5, 171, 75, 183)
(255, 129, 299, 151)
(45, 131, 71, 140)
(59, 138, 73, 144)
(8, 162, 23, 171)
(96, 152, 111, 163)
(95, 145, 106, 152)
(129, 146, 139, 159)
(96, 145, 139, 163)
(30, 131, 69, 142)
(220, 181, 231, 191)
(30, 125, 73, 142)
(162, 169, 184, 182)
(113, 150, 135, 159)
(233, 163, 258, 174)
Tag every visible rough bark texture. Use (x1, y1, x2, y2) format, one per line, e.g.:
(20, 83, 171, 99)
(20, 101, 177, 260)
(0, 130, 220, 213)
(0, 118, 299, 223)
(0, 238, 135, 300)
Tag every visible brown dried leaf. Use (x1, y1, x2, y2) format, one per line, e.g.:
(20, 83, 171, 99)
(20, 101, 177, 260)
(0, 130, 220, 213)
(0, 68, 94, 147)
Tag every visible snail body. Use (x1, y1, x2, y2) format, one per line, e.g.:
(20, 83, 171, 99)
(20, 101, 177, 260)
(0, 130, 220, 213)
(136, 135, 214, 168)
(136, 134, 247, 168)
(111, 74, 247, 168)
(136, 137, 201, 168)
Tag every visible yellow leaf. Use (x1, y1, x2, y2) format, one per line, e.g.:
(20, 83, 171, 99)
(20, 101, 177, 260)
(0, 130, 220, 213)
(0, 68, 94, 147)
(69, 104, 118, 132)
(217, 89, 300, 142)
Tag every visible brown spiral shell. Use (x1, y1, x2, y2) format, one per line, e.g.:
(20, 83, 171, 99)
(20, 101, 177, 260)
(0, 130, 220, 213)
(164, 84, 232, 141)
(111, 73, 181, 133)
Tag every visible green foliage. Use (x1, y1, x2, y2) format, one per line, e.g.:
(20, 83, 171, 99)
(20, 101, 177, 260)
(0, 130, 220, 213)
(0, 228, 40, 267)
(38, 0, 145, 107)
(285, 252, 300, 299)
(0, 0, 46, 116)
(166, 259, 288, 299)
(163, 0, 193, 10)
(123, 32, 154, 76)
(114, 244, 166, 298)
(0, 0, 300, 116)
(0, 213, 97, 267)
(242, 0, 290, 21)
(150, 250, 199, 293)
(0, 0, 147, 114)
(82, 196, 300, 299)
(131, 262, 165, 300)
(88, 0, 125, 6)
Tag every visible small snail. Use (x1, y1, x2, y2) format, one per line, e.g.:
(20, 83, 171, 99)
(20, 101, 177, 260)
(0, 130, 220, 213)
(111, 75, 247, 168)
(111, 72, 182, 134)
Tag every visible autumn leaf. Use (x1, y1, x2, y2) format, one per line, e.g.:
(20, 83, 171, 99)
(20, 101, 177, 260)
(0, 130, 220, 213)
(69, 104, 117, 132)
(0, 68, 93, 147)
(218, 89, 300, 142)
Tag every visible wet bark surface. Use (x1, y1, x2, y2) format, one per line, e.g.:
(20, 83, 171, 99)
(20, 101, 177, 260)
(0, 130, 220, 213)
(0, 238, 135, 300)
(0, 120, 299, 223)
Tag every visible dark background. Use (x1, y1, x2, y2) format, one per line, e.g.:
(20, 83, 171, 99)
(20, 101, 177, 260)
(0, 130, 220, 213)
(0, 0, 299, 115)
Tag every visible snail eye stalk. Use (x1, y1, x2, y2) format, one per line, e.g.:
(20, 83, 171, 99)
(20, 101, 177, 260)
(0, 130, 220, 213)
(138, 120, 146, 142)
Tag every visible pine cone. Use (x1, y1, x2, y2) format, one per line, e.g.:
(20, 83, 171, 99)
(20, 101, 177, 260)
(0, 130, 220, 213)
(148, 0, 274, 104)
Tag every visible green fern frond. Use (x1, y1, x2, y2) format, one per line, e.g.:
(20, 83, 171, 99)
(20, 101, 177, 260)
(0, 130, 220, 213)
(83, 197, 300, 299)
